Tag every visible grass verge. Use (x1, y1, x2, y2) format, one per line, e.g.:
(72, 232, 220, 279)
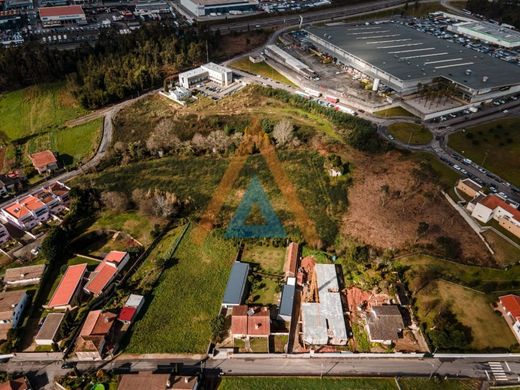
(229, 57, 297, 87)
(374, 107, 416, 118)
(388, 122, 432, 145)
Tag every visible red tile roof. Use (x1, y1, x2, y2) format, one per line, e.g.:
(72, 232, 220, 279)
(29, 150, 57, 169)
(84, 262, 117, 296)
(80, 310, 116, 337)
(3, 195, 46, 219)
(48, 263, 87, 308)
(480, 195, 520, 221)
(500, 294, 520, 320)
(104, 251, 127, 264)
(39, 5, 84, 17)
(231, 305, 270, 336)
(118, 307, 137, 322)
(284, 242, 299, 278)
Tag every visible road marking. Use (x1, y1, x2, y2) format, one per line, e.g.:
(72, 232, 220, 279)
(366, 38, 412, 44)
(377, 43, 423, 49)
(424, 57, 463, 65)
(400, 52, 449, 60)
(488, 362, 508, 382)
(505, 361, 511, 371)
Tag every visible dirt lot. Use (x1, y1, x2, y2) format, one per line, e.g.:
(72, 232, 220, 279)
(342, 150, 493, 264)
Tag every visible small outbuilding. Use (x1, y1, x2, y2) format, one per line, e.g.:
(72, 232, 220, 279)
(222, 261, 249, 308)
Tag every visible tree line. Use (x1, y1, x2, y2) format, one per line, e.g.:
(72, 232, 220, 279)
(0, 23, 209, 108)
(466, 0, 520, 28)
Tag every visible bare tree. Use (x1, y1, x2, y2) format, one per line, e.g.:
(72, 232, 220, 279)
(272, 119, 294, 147)
(146, 120, 181, 154)
(101, 191, 129, 212)
(206, 130, 231, 154)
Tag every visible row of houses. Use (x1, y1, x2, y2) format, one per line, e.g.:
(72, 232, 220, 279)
(0, 181, 69, 232)
(457, 178, 520, 238)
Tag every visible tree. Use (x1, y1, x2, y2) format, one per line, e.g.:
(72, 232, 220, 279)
(146, 120, 181, 154)
(272, 119, 294, 147)
(436, 236, 461, 259)
(427, 307, 472, 350)
(210, 314, 226, 342)
(416, 221, 430, 241)
(101, 191, 129, 212)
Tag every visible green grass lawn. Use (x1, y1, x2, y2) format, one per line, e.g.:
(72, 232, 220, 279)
(67, 256, 101, 267)
(126, 228, 237, 353)
(26, 118, 102, 167)
(388, 122, 432, 145)
(399, 378, 480, 390)
(249, 337, 269, 353)
(229, 58, 297, 87)
(374, 106, 416, 118)
(448, 118, 520, 187)
(247, 275, 280, 306)
(271, 334, 288, 353)
(219, 377, 398, 390)
(0, 82, 87, 142)
(242, 245, 285, 274)
(89, 210, 162, 247)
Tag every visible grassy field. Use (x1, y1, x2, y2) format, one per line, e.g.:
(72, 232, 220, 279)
(242, 245, 285, 274)
(218, 377, 479, 390)
(374, 106, 416, 118)
(88, 210, 163, 247)
(26, 118, 102, 167)
(229, 58, 297, 87)
(388, 122, 432, 145)
(414, 280, 516, 350)
(482, 230, 520, 266)
(411, 152, 461, 190)
(126, 228, 237, 353)
(0, 82, 87, 142)
(448, 118, 520, 186)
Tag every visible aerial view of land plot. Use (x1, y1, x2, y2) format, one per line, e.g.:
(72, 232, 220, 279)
(448, 118, 520, 187)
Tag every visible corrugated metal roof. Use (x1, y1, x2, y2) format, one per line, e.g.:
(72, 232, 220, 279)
(279, 283, 295, 317)
(222, 261, 249, 306)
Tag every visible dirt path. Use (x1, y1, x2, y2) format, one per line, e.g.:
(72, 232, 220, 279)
(64, 106, 113, 127)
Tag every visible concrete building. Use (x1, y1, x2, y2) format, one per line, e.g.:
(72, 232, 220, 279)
(3, 264, 46, 288)
(470, 195, 520, 238)
(0, 290, 29, 341)
(301, 264, 347, 346)
(39, 5, 87, 27)
(305, 23, 520, 102)
(456, 178, 482, 198)
(4, 0, 33, 10)
(168, 86, 192, 101)
(180, 0, 257, 17)
(448, 21, 520, 49)
(0, 224, 10, 245)
(178, 62, 233, 89)
(35, 312, 65, 346)
(222, 261, 249, 308)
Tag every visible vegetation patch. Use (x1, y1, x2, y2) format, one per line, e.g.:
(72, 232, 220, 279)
(448, 118, 520, 187)
(388, 122, 432, 145)
(0, 82, 87, 142)
(219, 377, 397, 390)
(126, 228, 236, 353)
(230, 57, 297, 87)
(374, 106, 416, 118)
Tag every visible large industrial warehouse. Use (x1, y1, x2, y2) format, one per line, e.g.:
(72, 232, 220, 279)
(180, 0, 257, 17)
(305, 23, 520, 102)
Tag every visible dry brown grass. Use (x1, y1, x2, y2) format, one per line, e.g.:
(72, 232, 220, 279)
(342, 150, 493, 264)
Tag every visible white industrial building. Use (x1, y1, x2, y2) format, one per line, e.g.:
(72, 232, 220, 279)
(301, 264, 347, 346)
(448, 21, 520, 49)
(180, 0, 258, 17)
(264, 44, 317, 80)
(178, 62, 233, 88)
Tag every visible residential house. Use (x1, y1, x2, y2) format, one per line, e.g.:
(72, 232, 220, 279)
(0, 376, 31, 390)
(1, 195, 49, 230)
(231, 305, 270, 338)
(278, 277, 296, 322)
(499, 294, 520, 343)
(75, 310, 117, 360)
(171, 376, 199, 390)
(3, 264, 46, 288)
(29, 150, 58, 175)
(283, 242, 298, 280)
(0, 290, 29, 341)
(456, 178, 482, 198)
(118, 294, 144, 325)
(0, 224, 10, 245)
(33, 181, 70, 215)
(0, 174, 23, 197)
(366, 305, 405, 344)
(84, 251, 130, 297)
(222, 261, 249, 308)
(46, 263, 87, 310)
(470, 195, 520, 238)
(35, 312, 65, 346)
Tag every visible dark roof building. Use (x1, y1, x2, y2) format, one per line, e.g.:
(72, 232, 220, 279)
(35, 312, 65, 346)
(278, 279, 296, 322)
(305, 23, 520, 102)
(366, 305, 405, 344)
(222, 261, 249, 307)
